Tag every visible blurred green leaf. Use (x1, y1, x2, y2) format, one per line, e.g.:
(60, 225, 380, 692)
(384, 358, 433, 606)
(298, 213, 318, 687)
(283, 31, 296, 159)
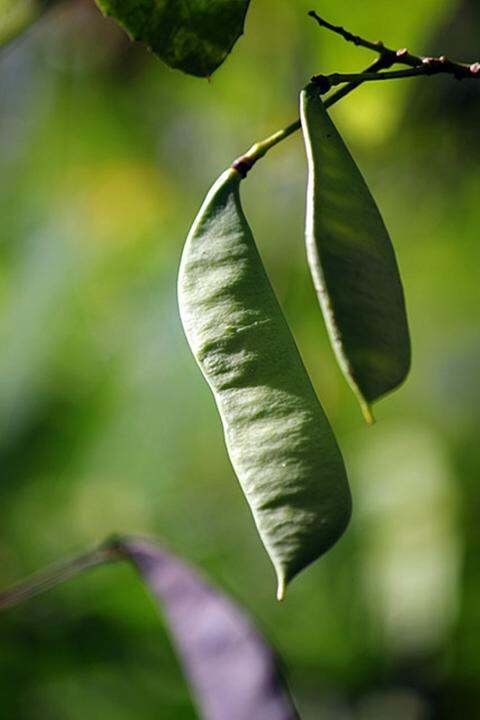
(94, 0, 251, 77)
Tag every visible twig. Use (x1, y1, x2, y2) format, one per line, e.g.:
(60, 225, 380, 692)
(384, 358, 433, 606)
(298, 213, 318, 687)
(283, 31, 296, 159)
(308, 11, 394, 57)
(323, 53, 396, 105)
(232, 54, 395, 176)
(308, 10, 478, 78)
(232, 12, 480, 176)
(0, 543, 120, 611)
(312, 61, 480, 94)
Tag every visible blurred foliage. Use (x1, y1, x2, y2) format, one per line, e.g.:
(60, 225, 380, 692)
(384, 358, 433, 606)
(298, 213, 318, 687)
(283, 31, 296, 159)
(0, 0, 59, 47)
(0, 0, 479, 718)
(0, 0, 37, 45)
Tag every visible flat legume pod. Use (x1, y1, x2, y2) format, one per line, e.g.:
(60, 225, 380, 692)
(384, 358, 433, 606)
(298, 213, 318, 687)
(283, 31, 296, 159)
(300, 86, 411, 423)
(120, 537, 299, 720)
(178, 168, 351, 599)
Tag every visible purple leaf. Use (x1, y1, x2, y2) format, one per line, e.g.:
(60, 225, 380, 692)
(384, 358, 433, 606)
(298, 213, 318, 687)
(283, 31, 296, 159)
(118, 537, 299, 720)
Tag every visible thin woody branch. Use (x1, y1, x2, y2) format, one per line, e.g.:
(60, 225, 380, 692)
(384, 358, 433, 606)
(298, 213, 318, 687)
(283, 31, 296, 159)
(235, 11, 480, 174)
(322, 53, 397, 104)
(308, 9, 480, 80)
(232, 55, 394, 176)
(308, 11, 394, 57)
(312, 61, 480, 94)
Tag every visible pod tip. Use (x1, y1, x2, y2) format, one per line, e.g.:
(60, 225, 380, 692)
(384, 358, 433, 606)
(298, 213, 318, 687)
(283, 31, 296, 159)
(276, 576, 286, 602)
(361, 402, 375, 426)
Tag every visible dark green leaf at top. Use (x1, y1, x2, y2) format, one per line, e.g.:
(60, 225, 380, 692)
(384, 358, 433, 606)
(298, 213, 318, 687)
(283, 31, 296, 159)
(94, 0, 251, 77)
(300, 85, 411, 423)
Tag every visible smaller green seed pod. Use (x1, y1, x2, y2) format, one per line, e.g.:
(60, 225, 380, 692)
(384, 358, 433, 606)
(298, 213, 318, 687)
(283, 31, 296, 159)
(178, 168, 351, 598)
(300, 85, 411, 423)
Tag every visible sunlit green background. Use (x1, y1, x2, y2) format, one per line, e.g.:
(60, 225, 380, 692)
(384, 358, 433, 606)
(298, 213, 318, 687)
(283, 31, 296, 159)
(1, 0, 479, 717)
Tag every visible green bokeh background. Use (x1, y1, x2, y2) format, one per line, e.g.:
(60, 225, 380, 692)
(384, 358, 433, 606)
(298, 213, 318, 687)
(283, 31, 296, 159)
(1, 0, 479, 717)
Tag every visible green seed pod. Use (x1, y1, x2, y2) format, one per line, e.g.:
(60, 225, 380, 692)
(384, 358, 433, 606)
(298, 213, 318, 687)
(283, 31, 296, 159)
(178, 168, 351, 599)
(300, 85, 411, 423)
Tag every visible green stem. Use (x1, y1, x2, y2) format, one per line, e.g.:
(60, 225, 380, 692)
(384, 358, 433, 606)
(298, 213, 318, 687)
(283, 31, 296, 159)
(0, 544, 119, 611)
(232, 56, 393, 175)
(236, 119, 301, 169)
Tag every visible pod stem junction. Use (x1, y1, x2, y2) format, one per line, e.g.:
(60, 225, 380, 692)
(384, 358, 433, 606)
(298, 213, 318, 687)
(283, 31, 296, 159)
(232, 12, 480, 175)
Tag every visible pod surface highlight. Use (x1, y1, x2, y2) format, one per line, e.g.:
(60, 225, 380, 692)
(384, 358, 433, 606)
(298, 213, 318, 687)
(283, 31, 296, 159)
(178, 168, 351, 598)
(300, 86, 411, 422)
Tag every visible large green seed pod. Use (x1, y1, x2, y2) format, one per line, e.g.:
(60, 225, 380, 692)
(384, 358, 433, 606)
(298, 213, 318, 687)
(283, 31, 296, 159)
(178, 168, 351, 598)
(300, 85, 411, 423)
